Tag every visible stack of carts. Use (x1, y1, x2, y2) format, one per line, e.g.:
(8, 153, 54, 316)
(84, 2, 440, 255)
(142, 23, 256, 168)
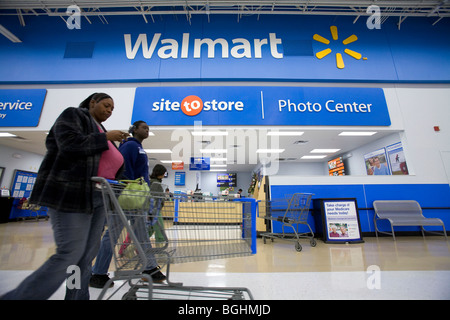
(260, 193, 316, 252)
(92, 177, 254, 300)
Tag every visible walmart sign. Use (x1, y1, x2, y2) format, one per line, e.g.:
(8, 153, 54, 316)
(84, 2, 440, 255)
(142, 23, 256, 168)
(124, 33, 283, 59)
(132, 86, 390, 126)
(0, 15, 448, 83)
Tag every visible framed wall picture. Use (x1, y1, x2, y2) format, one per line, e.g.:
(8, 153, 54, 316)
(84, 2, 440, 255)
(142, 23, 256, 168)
(386, 142, 409, 175)
(364, 148, 391, 176)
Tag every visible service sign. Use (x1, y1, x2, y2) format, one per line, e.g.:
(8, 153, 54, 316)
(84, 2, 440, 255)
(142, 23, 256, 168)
(0, 89, 47, 127)
(132, 86, 390, 126)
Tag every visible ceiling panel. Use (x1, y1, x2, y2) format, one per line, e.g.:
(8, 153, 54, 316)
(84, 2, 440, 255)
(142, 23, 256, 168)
(0, 128, 399, 172)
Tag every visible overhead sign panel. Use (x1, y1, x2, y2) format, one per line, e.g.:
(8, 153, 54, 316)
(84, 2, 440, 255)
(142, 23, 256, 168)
(0, 15, 449, 83)
(189, 157, 211, 171)
(132, 86, 390, 126)
(0, 89, 47, 127)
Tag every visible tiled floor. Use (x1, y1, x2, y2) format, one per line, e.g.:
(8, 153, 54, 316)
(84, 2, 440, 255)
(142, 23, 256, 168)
(1, 220, 449, 300)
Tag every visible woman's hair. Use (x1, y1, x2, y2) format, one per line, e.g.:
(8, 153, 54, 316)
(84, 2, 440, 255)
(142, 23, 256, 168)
(79, 92, 112, 109)
(129, 120, 147, 136)
(150, 164, 167, 179)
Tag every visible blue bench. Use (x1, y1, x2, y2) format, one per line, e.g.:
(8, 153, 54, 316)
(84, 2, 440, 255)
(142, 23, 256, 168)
(373, 200, 448, 241)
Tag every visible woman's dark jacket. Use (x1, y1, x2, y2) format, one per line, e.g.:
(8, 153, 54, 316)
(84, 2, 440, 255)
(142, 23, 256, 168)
(29, 107, 123, 213)
(119, 137, 150, 185)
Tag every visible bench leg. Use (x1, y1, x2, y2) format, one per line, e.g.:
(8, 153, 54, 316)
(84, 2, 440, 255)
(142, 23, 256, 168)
(374, 217, 397, 240)
(421, 225, 448, 241)
(374, 217, 379, 238)
(438, 224, 448, 241)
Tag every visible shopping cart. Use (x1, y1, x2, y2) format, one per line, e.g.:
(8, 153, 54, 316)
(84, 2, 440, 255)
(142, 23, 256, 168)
(260, 193, 316, 252)
(91, 177, 254, 300)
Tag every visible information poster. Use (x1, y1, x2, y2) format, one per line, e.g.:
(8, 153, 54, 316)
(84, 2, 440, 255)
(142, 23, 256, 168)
(10, 170, 37, 198)
(386, 142, 409, 175)
(328, 157, 345, 176)
(174, 171, 186, 186)
(316, 198, 364, 244)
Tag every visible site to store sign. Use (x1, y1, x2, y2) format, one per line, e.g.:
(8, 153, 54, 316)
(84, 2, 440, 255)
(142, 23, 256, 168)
(133, 86, 390, 126)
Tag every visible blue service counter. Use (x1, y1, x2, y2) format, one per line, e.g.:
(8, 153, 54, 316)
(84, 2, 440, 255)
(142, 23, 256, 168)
(269, 183, 450, 235)
(8, 198, 48, 220)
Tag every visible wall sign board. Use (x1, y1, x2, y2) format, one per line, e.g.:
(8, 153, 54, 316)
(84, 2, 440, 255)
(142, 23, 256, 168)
(0, 15, 449, 83)
(132, 86, 390, 126)
(0, 89, 47, 127)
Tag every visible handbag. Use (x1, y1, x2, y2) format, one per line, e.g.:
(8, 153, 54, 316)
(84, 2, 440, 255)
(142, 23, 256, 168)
(117, 177, 150, 210)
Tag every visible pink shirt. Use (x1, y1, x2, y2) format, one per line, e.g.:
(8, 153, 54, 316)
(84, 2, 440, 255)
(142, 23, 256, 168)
(96, 125, 124, 179)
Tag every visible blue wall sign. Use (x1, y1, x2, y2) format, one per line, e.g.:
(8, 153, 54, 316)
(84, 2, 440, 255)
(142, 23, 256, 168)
(174, 171, 186, 186)
(0, 15, 449, 83)
(189, 157, 211, 171)
(0, 89, 47, 127)
(132, 86, 390, 126)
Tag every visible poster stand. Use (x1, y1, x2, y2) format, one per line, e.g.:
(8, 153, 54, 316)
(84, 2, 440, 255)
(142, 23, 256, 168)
(313, 198, 364, 244)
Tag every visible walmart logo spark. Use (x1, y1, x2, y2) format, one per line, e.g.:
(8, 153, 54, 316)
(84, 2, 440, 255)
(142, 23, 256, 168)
(313, 26, 366, 69)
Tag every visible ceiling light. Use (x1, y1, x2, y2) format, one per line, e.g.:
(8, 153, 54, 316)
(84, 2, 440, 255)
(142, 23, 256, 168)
(301, 155, 327, 159)
(267, 131, 304, 136)
(144, 149, 172, 153)
(192, 131, 228, 136)
(0, 24, 22, 43)
(210, 157, 227, 162)
(200, 149, 228, 153)
(210, 169, 227, 172)
(339, 131, 377, 136)
(210, 164, 227, 167)
(310, 149, 340, 153)
(256, 149, 285, 153)
(0, 132, 18, 138)
(160, 160, 182, 163)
